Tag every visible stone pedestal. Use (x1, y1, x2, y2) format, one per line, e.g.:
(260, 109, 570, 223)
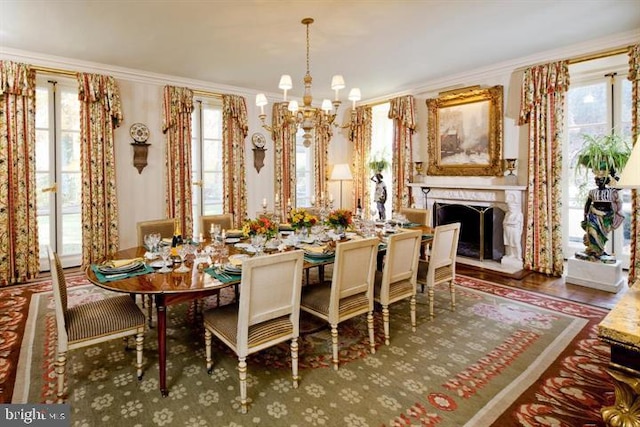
(565, 256, 625, 293)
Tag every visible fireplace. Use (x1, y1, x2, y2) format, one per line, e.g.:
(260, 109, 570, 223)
(435, 202, 505, 261)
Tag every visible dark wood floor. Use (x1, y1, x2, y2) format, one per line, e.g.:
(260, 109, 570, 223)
(457, 263, 627, 310)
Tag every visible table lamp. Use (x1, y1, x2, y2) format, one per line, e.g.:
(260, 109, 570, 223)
(617, 136, 640, 188)
(330, 163, 353, 209)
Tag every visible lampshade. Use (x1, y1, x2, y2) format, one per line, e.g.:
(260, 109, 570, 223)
(288, 100, 299, 113)
(255, 93, 268, 107)
(278, 75, 293, 90)
(321, 99, 332, 112)
(348, 88, 362, 101)
(330, 163, 353, 181)
(331, 75, 345, 90)
(617, 136, 640, 188)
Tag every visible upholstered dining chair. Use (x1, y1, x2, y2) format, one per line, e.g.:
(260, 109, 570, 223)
(48, 247, 145, 403)
(417, 222, 461, 320)
(300, 237, 379, 370)
(201, 213, 234, 234)
(374, 229, 422, 345)
(203, 250, 304, 413)
(136, 218, 175, 246)
(399, 207, 432, 227)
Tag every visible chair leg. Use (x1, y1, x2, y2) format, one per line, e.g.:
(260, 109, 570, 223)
(291, 337, 299, 388)
(330, 324, 339, 370)
(450, 280, 456, 311)
(410, 295, 417, 332)
(205, 329, 213, 373)
(428, 284, 435, 320)
(238, 357, 248, 414)
(147, 296, 154, 328)
(55, 351, 67, 403)
(135, 330, 144, 380)
(367, 311, 376, 354)
(382, 304, 390, 345)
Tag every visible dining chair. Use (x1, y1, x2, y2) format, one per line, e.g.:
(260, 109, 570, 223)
(201, 213, 234, 234)
(374, 229, 422, 345)
(300, 237, 379, 370)
(399, 207, 432, 227)
(203, 250, 304, 413)
(136, 218, 175, 246)
(48, 246, 145, 403)
(416, 222, 461, 320)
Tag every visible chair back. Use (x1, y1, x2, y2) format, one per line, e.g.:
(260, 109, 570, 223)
(329, 237, 378, 323)
(201, 214, 234, 234)
(137, 218, 175, 246)
(379, 230, 422, 302)
(399, 207, 432, 226)
(48, 246, 69, 352)
(428, 222, 461, 281)
(237, 250, 304, 355)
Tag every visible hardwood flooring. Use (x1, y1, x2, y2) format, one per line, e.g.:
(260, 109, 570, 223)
(457, 263, 627, 310)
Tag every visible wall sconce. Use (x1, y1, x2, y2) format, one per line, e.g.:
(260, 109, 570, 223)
(414, 161, 424, 182)
(129, 123, 150, 174)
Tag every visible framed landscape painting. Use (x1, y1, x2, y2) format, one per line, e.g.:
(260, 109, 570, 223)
(426, 85, 504, 176)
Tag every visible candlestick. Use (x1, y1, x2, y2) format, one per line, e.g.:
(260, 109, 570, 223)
(262, 198, 267, 208)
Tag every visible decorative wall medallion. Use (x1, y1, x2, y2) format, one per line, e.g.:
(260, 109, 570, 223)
(251, 133, 267, 173)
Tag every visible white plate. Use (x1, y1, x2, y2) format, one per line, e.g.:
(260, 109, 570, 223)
(97, 261, 144, 274)
(225, 238, 241, 244)
(234, 242, 251, 249)
(223, 264, 242, 274)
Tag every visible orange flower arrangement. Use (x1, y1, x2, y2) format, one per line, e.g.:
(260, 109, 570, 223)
(326, 209, 353, 228)
(242, 216, 278, 239)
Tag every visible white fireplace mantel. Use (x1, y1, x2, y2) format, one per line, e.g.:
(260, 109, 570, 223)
(408, 182, 528, 275)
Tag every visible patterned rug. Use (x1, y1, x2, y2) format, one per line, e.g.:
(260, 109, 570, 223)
(2, 274, 613, 426)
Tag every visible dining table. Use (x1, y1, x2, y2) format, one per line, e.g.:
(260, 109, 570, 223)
(85, 224, 433, 397)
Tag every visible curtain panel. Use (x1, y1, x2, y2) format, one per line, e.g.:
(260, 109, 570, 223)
(0, 61, 38, 285)
(519, 60, 569, 276)
(314, 121, 332, 206)
(77, 72, 123, 265)
(162, 86, 194, 237)
(627, 44, 640, 283)
(271, 102, 297, 218)
(349, 106, 373, 214)
(388, 95, 416, 212)
(222, 94, 248, 227)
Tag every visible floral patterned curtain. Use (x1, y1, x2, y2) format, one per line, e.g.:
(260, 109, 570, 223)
(222, 94, 248, 227)
(519, 60, 569, 276)
(162, 86, 194, 237)
(0, 61, 38, 285)
(349, 106, 373, 214)
(314, 121, 332, 206)
(627, 44, 640, 283)
(271, 102, 297, 217)
(388, 95, 416, 212)
(77, 72, 123, 265)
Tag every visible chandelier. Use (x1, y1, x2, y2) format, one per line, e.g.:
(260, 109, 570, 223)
(255, 17, 361, 147)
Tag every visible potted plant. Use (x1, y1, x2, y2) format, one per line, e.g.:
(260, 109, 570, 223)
(573, 133, 631, 181)
(368, 154, 390, 173)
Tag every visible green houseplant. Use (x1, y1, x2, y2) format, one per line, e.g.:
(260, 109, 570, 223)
(368, 155, 390, 173)
(573, 133, 631, 181)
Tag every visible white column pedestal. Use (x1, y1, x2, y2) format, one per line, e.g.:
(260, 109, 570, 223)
(565, 256, 625, 293)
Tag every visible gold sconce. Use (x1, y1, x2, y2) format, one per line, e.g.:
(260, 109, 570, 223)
(504, 158, 517, 184)
(129, 123, 150, 174)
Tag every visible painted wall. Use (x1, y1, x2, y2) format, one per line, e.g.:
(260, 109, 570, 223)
(2, 30, 637, 249)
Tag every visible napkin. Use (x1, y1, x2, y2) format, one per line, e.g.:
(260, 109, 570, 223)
(107, 257, 143, 268)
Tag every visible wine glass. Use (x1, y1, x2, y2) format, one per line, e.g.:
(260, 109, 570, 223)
(150, 232, 161, 254)
(175, 244, 191, 273)
(158, 245, 173, 273)
(251, 234, 267, 256)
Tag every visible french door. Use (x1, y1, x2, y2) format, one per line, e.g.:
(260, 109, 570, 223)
(35, 77, 82, 269)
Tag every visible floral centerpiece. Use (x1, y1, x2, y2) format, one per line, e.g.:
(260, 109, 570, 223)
(288, 208, 318, 230)
(242, 216, 278, 239)
(326, 209, 353, 231)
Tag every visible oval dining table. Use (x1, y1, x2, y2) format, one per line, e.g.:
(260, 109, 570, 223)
(85, 226, 433, 397)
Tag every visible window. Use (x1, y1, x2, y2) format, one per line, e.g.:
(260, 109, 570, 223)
(370, 103, 393, 218)
(191, 99, 223, 236)
(35, 77, 82, 269)
(563, 54, 632, 267)
(296, 128, 315, 207)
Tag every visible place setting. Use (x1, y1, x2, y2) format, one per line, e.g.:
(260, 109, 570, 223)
(91, 257, 154, 282)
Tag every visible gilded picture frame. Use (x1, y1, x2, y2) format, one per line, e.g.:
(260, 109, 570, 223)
(426, 85, 504, 176)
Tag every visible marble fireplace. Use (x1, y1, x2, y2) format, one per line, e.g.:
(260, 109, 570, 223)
(408, 183, 526, 274)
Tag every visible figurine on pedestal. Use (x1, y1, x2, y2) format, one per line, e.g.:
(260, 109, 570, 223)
(503, 195, 523, 261)
(578, 172, 624, 263)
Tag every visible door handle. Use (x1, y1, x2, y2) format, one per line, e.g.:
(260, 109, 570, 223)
(193, 180, 203, 187)
(42, 183, 57, 193)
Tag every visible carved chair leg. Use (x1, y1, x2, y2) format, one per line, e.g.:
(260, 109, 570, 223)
(205, 329, 213, 373)
(450, 280, 456, 311)
(367, 311, 376, 354)
(55, 351, 67, 403)
(291, 337, 299, 388)
(238, 358, 248, 414)
(135, 330, 144, 380)
(382, 305, 390, 345)
(410, 295, 417, 332)
(330, 324, 339, 370)
(428, 284, 435, 320)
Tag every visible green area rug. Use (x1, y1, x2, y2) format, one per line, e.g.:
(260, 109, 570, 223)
(7, 275, 612, 426)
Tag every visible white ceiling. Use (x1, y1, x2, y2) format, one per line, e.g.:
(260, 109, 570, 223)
(1, 0, 639, 102)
